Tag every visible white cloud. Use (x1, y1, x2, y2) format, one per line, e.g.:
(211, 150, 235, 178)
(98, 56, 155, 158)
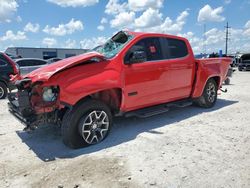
(43, 19, 84, 36)
(0, 0, 18, 23)
(42, 38, 57, 47)
(24, 22, 40, 33)
(101, 17, 108, 24)
(245, 20, 250, 28)
(243, 20, 250, 36)
(65, 39, 77, 48)
(224, 0, 231, 4)
(97, 18, 108, 31)
(80, 37, 107, 49)
(47, 0, 99, 7)
(16, 16, 22, 23)
(134, 10, 189, 35)
(134, 8, 162, 28)
(105, 0, 164, 15)
(110, 12, 135, 28)
(105, 0, 127, 15)
(198, 4, 225, 22)
(179, 32, 203, 53)
(179, 25, 250, 54)
(97, 25, 105, 31)
(106, 0, 188, 34)
(159, 10, 189, 33)
(128, 0, 164, 11)
(0, 30, 26, 41)
(204, 28, 224, 45)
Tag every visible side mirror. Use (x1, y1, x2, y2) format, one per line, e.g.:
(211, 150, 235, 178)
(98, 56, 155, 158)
(127, 51, 147, 64)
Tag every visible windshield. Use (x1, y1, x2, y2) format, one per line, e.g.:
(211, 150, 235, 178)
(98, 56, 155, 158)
(93, 31, 133, 59)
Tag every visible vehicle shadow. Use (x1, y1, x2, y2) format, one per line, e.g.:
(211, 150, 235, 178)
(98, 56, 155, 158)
(16, 99, 238, 162)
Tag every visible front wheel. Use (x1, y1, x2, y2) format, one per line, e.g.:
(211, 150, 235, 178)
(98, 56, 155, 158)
(195, 79, 218, 108)
(61, 100, 112, 149)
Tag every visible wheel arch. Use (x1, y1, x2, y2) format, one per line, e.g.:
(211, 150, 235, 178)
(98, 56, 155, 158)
(210, 76, 220, 87)
(73, 88, 123, 114)
(192, 75, 220, 98)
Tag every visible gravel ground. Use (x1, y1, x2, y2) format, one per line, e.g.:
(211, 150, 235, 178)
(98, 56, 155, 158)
(0, 71, 250, 188)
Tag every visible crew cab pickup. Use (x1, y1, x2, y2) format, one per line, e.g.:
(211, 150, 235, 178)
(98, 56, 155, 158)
(8, 31, 231, 148)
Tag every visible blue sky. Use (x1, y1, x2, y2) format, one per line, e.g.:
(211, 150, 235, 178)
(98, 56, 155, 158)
(0, 0, 250, 54)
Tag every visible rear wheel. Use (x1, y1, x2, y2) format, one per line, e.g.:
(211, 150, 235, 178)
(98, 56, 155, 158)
(238, 67, 242, 71)
(195, 79, 218, 108)
(61, 100, 112, 149)
(0, 82, 7, 99)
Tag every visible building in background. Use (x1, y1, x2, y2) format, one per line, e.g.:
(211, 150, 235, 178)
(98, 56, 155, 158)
(5, 47, 88, 60)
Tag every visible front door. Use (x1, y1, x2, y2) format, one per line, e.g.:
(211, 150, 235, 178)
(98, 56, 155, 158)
(123, 37, 171, 111)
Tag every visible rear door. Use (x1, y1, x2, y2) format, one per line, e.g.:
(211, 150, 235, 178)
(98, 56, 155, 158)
(161, 37, 195, 100)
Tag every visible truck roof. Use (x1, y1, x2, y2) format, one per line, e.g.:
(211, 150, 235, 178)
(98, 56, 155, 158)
(126, 30, 187, 41)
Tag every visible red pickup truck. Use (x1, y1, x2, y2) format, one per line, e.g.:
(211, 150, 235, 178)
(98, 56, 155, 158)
(8, 31, 231, 148)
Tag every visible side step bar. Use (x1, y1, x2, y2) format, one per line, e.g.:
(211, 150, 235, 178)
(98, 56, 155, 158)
(124, 99, 193, 118)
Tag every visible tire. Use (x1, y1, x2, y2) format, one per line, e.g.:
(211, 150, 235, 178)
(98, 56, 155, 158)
(238, 67, 242, 71)
(195, 79, 218, 108)
(61, 99, 112, 149)
(224, 78, 230, 85)
(0, 82, 7, 99)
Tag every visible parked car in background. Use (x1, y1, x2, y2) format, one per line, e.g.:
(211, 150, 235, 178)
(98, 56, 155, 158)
(47, 57, 62, 64)
(0, 52, 19, 99)
(14, 58, 48, 75)
(238, 53, 250, 71)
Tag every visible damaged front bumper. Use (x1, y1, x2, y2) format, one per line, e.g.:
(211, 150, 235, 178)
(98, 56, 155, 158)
(8, 79, 62, 130)
(8, 91, 38, 129)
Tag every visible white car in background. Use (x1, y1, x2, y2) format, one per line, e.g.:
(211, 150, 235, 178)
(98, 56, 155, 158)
(14, 58, 48, 75)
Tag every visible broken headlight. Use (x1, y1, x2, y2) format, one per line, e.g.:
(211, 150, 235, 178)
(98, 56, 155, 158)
(42, 86, 59, 102)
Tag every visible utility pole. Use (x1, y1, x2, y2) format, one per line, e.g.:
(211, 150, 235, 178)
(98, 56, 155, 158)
(225, 22, 231, 55)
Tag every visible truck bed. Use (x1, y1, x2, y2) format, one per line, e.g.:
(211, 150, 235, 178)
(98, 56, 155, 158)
(192, 57, 232, 98)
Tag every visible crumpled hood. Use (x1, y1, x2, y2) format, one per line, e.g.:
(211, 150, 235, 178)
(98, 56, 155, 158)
(24, 52, 105, 82)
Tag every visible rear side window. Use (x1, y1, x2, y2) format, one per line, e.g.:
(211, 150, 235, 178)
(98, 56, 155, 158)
(167, 38, 188, 59)
(16, 60, 47, 67)
(16, 60, 28, 67)
(30, 60, 47, 66)
(125, 37, 163, 62)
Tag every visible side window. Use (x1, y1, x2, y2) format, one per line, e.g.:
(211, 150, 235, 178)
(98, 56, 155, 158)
(125, 37, 163, 63)
(167, 38, 188, 59)
(32, 60, 47, 66)
(18, 60, 47, 66)
(16, 60, 27, 67)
